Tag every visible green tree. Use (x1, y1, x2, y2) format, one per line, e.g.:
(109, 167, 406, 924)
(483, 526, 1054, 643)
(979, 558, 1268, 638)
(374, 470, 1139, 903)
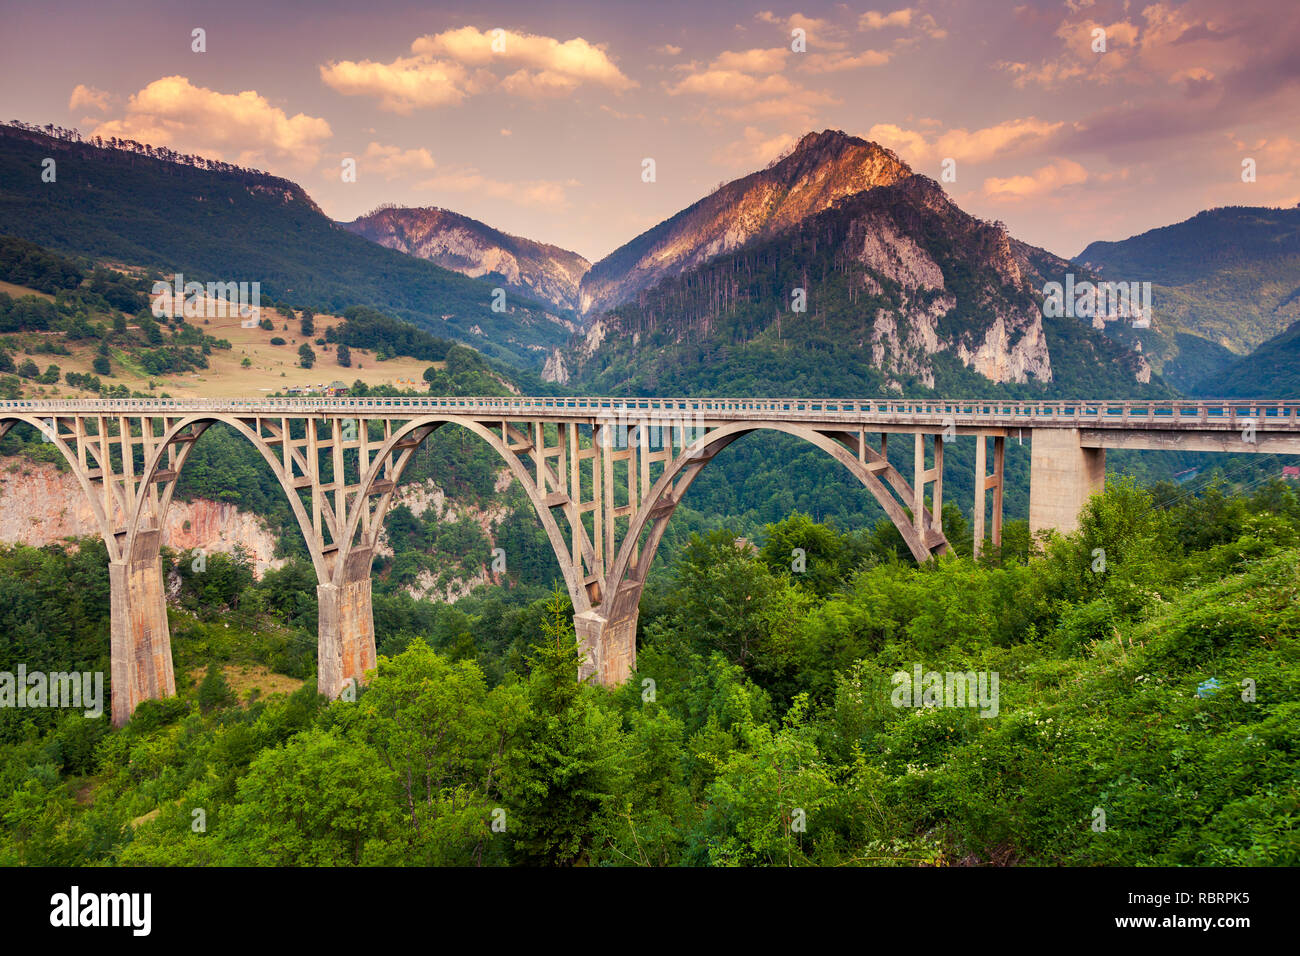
(197, 662, 236, 713)
(503, 591, 629, 865)
(759, 512, 852, 597)
(348, 640, 527, 865)
(219, 728, 401, 865)
(298, 343, 315, 369)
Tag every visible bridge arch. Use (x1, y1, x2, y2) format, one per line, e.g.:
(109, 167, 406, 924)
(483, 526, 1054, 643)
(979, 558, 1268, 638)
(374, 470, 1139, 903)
(603, 421, 944, 619)
(331, 416, 591, 611)
(0, 415, 122, 554)
(565, 419, 949, 681)
(127, 415, 330, 579)
(128, 413, 603, 697)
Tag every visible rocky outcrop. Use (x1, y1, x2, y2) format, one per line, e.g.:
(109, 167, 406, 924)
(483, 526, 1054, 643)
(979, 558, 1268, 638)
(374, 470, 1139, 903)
(0, 459, 283, 577)
(541, 348, 569, 385)
(343, 206, 590, 312)
(375, 475, 513, 602)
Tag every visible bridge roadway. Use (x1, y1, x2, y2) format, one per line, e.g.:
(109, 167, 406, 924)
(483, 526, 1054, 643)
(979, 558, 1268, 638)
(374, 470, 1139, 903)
(2, 396, 1297, 724)
(8, 395, 1300, 428)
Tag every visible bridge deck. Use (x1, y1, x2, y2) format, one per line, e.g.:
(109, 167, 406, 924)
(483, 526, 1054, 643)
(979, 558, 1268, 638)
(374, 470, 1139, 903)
(3, 397, 1298, 433)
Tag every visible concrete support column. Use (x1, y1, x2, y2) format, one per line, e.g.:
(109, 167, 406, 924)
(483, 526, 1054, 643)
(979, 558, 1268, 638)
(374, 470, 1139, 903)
(317, 577, 377, 699)
(992, 436, 1005, 548)
(973, 435, 1006, 558)
(974, 435, 987, 556)
(574, 607, 637, 686)
(1029, 428, 1106, 538)
(109, 543, 174, 727)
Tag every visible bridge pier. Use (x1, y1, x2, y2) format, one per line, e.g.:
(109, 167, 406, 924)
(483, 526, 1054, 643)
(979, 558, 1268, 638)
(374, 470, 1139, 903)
(317, 576, 377, 700)
(575, 608, 637, 686)
(109, 533, 174, 727)
(1029, 428, 1105, 538)
(973, 434, 1005, 557)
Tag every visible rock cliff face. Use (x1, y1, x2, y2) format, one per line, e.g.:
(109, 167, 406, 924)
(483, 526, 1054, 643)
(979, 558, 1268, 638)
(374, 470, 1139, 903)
(579, 130, 912, 316)
(842, 188, 1052, 387)
(0, 460, 283, 577)
(0, 458, 527, 601)
(343, 206, 590, 313)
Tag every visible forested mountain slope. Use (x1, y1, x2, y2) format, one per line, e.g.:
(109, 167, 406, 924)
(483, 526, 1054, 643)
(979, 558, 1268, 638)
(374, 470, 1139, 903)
(564, 174, 1163, 399)
(1075, 205, 1300, 385)
(1195, 318, 1300, 397)
(0, 123, 569, 367)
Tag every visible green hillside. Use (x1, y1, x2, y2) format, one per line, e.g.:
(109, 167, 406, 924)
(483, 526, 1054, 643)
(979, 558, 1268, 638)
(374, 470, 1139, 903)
(1196, 319, 1300, 398)
(1075, 205, 1300, 376)
(0, 123, 568, 368)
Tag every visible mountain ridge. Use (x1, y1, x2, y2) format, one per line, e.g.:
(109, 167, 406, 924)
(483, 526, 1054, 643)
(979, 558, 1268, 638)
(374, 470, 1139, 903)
(342, 205, 590, 313)
(0, 123, 569, 368)
(1074, 204, 1300, 382)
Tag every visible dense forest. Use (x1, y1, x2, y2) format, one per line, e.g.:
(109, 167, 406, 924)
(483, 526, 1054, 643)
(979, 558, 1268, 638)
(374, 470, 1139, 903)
(1203, 319, 1300, 398)
(0, 477, 1295, 866)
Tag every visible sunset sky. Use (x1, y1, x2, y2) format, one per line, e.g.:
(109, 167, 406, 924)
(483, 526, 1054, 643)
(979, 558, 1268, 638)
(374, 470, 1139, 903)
(2, 0, 1297, 262)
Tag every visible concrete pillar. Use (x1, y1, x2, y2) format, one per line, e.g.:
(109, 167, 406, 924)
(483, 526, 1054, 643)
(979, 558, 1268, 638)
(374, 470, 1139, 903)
(575, 608, 637, 686)
(1029, 428, 1105, 538)
(991, 436, 1005, 548)
(973, 435, 1006, 557)
(973, 435, 987, 556)
(109, 540, 174, 727)
(317, 577, 377, 699)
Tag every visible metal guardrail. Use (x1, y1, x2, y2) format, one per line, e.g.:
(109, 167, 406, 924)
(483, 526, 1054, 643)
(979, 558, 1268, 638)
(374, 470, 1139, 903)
(2, 398, 1298, 428)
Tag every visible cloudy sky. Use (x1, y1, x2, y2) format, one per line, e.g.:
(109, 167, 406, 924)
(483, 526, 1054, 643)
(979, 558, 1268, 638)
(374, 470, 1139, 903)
(2, 0, 1297, 261)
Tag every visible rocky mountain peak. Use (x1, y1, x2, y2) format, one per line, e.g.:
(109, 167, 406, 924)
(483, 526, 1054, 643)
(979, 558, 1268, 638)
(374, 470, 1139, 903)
(577, 130, 914, 316)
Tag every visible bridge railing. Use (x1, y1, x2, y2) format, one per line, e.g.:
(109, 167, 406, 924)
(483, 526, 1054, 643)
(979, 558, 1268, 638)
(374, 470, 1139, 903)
(2, 398, 1298, 427)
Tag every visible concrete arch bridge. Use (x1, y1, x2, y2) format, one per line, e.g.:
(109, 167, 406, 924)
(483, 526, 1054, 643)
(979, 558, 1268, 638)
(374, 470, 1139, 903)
(2, 396, 1297, 724)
